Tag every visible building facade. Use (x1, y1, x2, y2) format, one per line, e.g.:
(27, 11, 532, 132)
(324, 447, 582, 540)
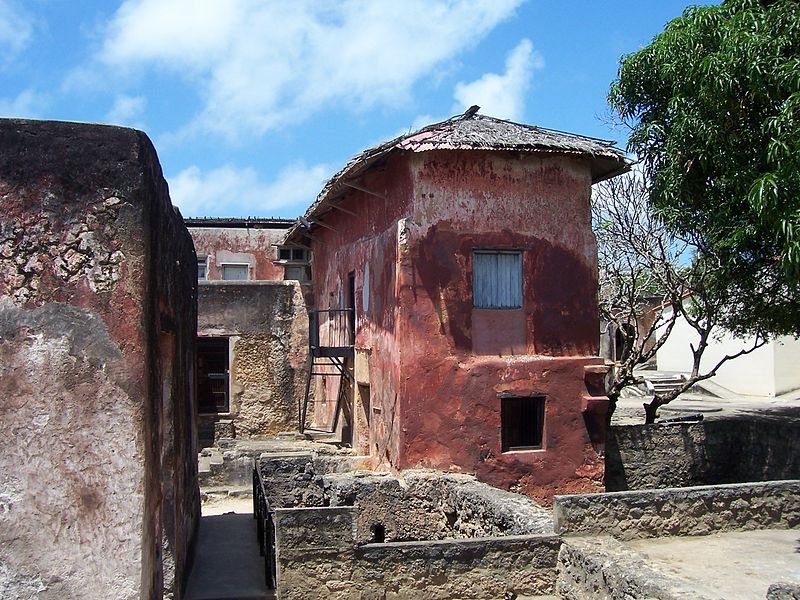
(286, 112, 628, 502)
(188, 218, 310, 444)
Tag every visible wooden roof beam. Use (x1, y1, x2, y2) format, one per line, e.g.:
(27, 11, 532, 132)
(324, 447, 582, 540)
(343, 181, 386, 200)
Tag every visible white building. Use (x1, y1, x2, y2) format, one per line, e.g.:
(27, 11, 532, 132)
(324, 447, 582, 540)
(657, 304, 800, 397)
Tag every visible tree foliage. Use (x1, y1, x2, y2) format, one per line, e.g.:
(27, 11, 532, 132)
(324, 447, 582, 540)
(609, 0, 800, 337)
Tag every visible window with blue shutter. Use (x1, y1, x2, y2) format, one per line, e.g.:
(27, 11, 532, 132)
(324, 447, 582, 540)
(473, 251, 523, 309)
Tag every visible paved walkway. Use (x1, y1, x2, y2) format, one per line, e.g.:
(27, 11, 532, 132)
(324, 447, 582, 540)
(184, 502, 274, 600)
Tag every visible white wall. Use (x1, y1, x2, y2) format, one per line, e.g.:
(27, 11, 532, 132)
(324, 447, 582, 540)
(773, 336, 800, 396)
(656, 305, 778, 397)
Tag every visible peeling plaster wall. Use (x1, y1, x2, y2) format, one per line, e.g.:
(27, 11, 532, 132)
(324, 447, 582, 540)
(309, 150, 606, 503)
(0, 119, 198, 600)
(191, 226, 289, 281)
(197, 282, 309, 440)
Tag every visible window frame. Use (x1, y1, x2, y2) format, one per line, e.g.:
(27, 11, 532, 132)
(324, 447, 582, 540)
(472, 249, 523, 310)
(197, 256, 208, 281)
(220, 262, 250, 281)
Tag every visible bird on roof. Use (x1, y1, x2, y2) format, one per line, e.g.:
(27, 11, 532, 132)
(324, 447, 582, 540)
(463, 105, 480, 119)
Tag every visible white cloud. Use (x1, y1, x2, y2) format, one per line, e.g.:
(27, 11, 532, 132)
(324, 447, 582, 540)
(105, 94, 147, 128)
(452, 38, 543, 121)
(168, 162, 331, 217)
(0, 0, 32, 58)
(102, 0, 243, 71)
(0, 89, 45, 118)
(97, 0, 524, 140)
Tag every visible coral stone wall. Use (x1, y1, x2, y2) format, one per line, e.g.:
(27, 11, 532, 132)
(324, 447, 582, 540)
(197, 282, 309, 441)
(191, 226, 289, 281)
(605, 418, 800, 492)
(553, 480, 800, 540)
(308, 149, 606, 502)
(0, 119, 198, 600)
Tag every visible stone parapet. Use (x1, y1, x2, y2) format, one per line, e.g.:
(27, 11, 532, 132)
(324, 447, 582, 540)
(553, 480, 800, 540)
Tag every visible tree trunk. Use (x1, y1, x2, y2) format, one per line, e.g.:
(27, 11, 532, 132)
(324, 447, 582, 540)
(643, 399, 660, 424)
(606, 391, 620, 425)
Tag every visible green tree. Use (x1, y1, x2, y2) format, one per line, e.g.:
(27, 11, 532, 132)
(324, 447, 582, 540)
(609, 0, 800, 338)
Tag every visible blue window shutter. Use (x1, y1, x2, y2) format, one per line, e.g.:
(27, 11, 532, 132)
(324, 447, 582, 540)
(473, 251, 522, 309)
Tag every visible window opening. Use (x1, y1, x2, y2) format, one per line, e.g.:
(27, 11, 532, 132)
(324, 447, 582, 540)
(197, 257, 207, 280)
(221, 264, 249, 281)
(473, 250, 522, 309)
(276, 245, 309, 262)
(371, 523, 385, 543)
(197, 337, 229, 413)
(501, 395, 545, 452)
(284, 265, 310, 282)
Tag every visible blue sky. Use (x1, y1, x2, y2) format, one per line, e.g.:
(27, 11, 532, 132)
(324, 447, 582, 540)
(0, 1, 714, 218)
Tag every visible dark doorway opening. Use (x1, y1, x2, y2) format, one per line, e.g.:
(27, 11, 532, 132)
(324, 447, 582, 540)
(197, 337, 229, 414)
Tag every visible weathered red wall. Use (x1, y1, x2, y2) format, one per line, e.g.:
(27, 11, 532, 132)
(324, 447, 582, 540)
(308, 155, 412, 464)
(191, 226, 288, 281)
(309, 149, 606, 502)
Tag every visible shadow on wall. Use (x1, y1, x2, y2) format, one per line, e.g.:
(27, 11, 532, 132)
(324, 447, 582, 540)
(605, 417, 800, 491)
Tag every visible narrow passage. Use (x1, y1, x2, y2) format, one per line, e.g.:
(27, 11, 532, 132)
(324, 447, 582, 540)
(184, 499, 273, 600)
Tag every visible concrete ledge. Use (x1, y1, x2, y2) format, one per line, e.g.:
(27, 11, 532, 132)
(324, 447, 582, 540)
(553, 480, 800, 540)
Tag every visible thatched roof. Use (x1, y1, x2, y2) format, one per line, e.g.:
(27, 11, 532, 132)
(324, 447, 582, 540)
(285, 111, 629, 243)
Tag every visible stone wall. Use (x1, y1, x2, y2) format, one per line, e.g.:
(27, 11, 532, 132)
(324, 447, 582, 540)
(556, 536, 704, 600)
(0, 119, 198, 599)
(324, 471, 553, 543)
(258, 454, 558, 599)
(257, 453, 552, 539)
(197, 281, 309, 443)
(553, 480, 800, 540)
(274, 505, 560, 600)
(605, 417, 800, 491)
(256, 451, 361, 508)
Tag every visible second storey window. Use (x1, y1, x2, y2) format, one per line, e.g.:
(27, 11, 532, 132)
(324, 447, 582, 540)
(473, 250, 523, 309)
(221, 263, 249, 281)
(197, 256, 207, 280)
